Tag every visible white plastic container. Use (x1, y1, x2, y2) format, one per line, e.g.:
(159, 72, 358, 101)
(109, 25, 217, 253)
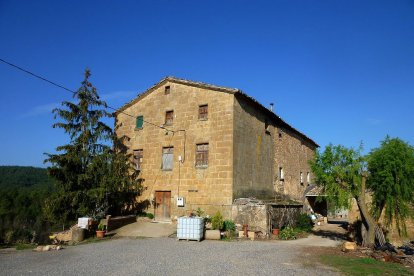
(177, 217, 204, 241)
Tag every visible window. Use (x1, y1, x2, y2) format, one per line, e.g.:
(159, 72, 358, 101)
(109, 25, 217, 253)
(162, 147, 174, 170)
(279, 167, 284, 181)
(165, 110, 174, 125)
(195, 143, 209, 168)
(300, 172, 303, 185)
(307, 172, 310, 184)
(165, 86, 170, 95)
(133, 149, 143, 170)
(278, 131, 283, 139)
(265, 120, 270, 134)
(198, 104, 208, 120)
(136, 115, 144, 129)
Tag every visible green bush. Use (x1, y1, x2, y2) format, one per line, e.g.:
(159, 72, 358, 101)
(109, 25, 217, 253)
(279, 226, 296, 240)
(211, 211, 224, 230)
(146, 213, 154, 219)
(296, 213, 313, 232)
(223, 219, 236, 232)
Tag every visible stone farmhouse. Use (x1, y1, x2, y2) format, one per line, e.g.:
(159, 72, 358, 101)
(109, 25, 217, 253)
(115, 77, 318, 221)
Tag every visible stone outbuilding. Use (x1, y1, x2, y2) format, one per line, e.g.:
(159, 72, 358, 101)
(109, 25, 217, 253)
(115, 77, 318, 221)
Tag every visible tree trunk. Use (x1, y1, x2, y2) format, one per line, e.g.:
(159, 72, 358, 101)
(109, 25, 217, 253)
(355, 174, 376, 247)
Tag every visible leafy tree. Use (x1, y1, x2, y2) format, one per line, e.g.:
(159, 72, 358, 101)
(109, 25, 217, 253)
(310, 144, 376, 246)
(44, 69, 141, 224)
(367, 136, 414, 236)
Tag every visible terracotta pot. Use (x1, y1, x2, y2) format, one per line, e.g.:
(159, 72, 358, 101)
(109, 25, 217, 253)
(96, 230, 105, 239)
(272, 229, 280, 236)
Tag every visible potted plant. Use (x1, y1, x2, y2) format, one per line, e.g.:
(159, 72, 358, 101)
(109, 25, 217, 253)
(96, 223, 105, 238)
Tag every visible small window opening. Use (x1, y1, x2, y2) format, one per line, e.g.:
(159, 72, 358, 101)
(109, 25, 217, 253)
(165, 86, 170, 95)
(133, 149, 143, 171)
(307, 172, 310, 185)
(198, 104, 208, 120)
(279, 167, 284, 181)
(300, 172, 303, 185)
(165, 110, 174, 125)
(265, 120, 270, 134)
(136, 116, 144, 129)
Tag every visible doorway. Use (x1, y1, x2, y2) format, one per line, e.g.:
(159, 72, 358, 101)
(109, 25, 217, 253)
(154, 191, 171, 221)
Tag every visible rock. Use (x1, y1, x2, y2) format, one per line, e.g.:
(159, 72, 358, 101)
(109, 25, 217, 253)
(342, 241, 357, 252)
(42, 245, 51, 252)
(34, 246, 43, 252)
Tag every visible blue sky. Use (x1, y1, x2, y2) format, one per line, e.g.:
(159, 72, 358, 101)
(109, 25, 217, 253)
(0, 0, 413, 167)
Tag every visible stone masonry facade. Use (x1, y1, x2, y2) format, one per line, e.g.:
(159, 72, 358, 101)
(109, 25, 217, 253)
(115, 77, 318, 220)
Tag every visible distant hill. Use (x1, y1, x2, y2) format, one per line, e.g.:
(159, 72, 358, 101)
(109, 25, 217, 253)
(0, 166, 55, 190)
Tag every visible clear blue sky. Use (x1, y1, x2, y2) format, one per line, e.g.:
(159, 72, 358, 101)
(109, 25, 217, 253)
(1, 0, 413, 167)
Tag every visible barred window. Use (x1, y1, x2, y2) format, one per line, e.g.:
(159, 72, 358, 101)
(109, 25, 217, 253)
(165, 110, 174, 125)
(133, 149, 143, 170)
(198, 104, 208, 120)
(162, 147, 174, 170)
(196, 143, 209, 168)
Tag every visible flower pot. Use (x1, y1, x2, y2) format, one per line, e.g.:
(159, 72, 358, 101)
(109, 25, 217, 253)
(272, 229, 280, 236)
(96, 230, 105, 239)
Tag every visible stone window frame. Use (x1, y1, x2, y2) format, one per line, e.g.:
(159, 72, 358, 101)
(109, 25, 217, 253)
(198, 104, 208, 120)
(164, 85, 171, 95)
(161, 146, 174, 171)
(165, 110, 174, 126)
(133, 149, 143, 171)
(300, 171, 303, 185)
(195, 143, 209, 168)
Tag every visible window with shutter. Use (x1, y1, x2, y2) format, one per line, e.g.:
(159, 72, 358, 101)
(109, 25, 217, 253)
(162, 147, 174, 170)
(198, 104, 208, 120)
(136, 116, 144, 129)
(195, 143, 209, 168)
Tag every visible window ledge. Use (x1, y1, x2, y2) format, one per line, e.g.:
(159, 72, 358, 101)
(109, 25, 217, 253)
(198, 118, 208, 121)
(135, 127, 143, 131)
(195, 166, 208, 169)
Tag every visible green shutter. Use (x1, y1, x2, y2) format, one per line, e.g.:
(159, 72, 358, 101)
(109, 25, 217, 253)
(136, 116, 143, 129)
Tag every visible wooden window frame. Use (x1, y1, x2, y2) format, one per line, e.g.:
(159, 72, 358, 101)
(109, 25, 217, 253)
(161, 146, 174, 171)
(165, 110, 174, 125)
(198, 104, 208, 120)
(133, 149, 143, 171)
(195, 143, 209, 168)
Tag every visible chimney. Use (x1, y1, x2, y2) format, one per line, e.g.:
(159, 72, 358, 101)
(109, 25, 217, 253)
(269, 103, 274, 112)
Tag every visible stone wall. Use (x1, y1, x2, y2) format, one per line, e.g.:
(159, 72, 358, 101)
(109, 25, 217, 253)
(231, 204, 268, 234)
(233, 95, 275, 199)
(274, 127, 316, 202)
(116, 81, 234, 219)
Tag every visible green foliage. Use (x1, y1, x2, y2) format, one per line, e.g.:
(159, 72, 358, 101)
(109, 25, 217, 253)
(223, 219, 236, 232)
(310, 144, 365, 209)
(97, 223, 105, 231)
(211, 211, 224, 230)
(195, 207, 205, 217)
(0, 166, 55, 189)
(367, 136, 414, 236)
(279, 226, 296, 240)
(44, 69, 142, 223)
(146, 213, 154, 219)
(295, 213, 313, 232)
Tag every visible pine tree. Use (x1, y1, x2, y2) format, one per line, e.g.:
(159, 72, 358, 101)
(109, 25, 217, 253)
(44, 69, 140, 223)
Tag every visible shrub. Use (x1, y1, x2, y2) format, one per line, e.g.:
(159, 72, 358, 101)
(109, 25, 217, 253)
(97, 223, 105, 231)
(223, 219, 236, 232)
(279, 226, 296, 240)
(195, 208, 205, 217)
(146, 213, 154, 219)
(211, 211, 224, 230)
(296, 213, 313, 232)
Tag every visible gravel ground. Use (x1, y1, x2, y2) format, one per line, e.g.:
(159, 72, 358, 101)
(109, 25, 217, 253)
(0, 238, 339, 276)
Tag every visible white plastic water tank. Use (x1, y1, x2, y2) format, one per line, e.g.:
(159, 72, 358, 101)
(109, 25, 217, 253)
(177, 217, 204, 242)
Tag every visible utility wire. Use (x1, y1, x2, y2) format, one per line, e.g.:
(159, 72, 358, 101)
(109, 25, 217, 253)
(0, 57, 175, 133)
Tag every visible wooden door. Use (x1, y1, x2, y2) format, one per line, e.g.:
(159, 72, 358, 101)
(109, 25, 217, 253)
(154, 191, 171, 221)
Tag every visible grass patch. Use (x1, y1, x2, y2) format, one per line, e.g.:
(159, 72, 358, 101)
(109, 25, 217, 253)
(320, 255, 412, 276)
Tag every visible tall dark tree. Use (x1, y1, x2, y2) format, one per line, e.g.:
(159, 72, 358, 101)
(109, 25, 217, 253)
(367, 136, 414, 236)
(44, 69, 140, 223)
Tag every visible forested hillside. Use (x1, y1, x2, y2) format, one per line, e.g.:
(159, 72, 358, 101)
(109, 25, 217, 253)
(0, 166, 55, 244)
(0, 166, 55, 189)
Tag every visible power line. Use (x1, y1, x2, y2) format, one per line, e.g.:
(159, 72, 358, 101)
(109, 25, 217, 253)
(0, 57, 175, 133)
